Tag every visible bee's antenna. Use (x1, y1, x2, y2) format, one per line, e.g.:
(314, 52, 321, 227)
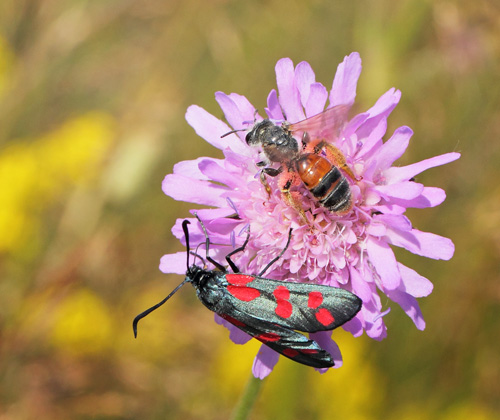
(221, 128, 247, 138)
(221, 112, 258, 138)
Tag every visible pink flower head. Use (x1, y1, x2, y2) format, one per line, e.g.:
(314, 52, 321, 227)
(160, 52, 460, 379)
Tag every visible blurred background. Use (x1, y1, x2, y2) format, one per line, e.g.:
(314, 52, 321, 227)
(0, 0, 498, 419)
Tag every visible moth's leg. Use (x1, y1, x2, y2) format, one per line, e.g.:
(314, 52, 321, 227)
(194, 212, 226, 271)
(225, 231, 250, 273)
(257, 228, 293, 277)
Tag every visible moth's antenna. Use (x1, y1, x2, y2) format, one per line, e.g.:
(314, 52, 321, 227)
(132, 278, 189, 338)
(182, 220, 191, 271)
(132, 219, 193, 338)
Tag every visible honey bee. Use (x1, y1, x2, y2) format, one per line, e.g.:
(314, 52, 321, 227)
(244, 105, 358, 222)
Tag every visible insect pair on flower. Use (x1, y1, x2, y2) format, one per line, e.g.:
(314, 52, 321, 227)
(135, 54, 459, 377)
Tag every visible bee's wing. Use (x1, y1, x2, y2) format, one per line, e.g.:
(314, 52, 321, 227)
(288, 104, 351, 143)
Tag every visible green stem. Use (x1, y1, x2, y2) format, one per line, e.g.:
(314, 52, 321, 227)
(230, 373, 264, 420)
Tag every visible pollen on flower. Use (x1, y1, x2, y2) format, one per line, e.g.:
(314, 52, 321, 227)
(160, 52, 460, 379)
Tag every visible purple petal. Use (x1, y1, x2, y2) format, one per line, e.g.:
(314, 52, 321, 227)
(389, 187, 447, 209)
(349, 266, 375, 302)
(373, 307, 392, 323)
(386, 228, 455, 260)
(365, 88, 401, 118)
(372, 126, 413, 170)
(355, 118, 387, 161)
(185, 105, 246, 154)
(162, 174, 228, 207)
(397, 263, 433, 297)
(198, 159, 240, 188)
(275, 58, 304, 122)
(310, 332, 342, 370)
(252, 345, 280, 379)
(355, 89, 401, 141)
(295, 61, 316, 108)
(228, 92, 258, 119)
(159, 252, 188, 274)
(366, 315, 389, 340)
(373, 214, 412, 231)
(371, 203, 407, 215)
(214, 315, 252, 344)
(214, 92, 256, 154)
(374, 181, 424, 200)
(387, 290, 426, 330)
(365, 222, 387, 237)
(414, 187, 447, 208)
(215, 91, 247, 130)
(363, 187, 382, 207)
(363, 298, 388, 340)
(344, 111, 369, 140)
(171, 216, 241, 245)
(305, 83, 328, 117)
(173, 157, 223, 180)
(366, 237, 401, 290)
(330, 52, 362, 106)
(384, 152, 461, 183)
(265, 89, 284, 120)
(194, 206, 237, 220)
(342, 315, 364, 337)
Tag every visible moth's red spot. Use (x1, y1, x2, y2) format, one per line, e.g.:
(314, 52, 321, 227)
(227, 285, 260, 301)
(221, 315, 245, 327)
(273, 285, 293, 318)
(308, 291, 323, 309)
(301, 349, 319, 354)
(256, 332, 280, 342)
(282, 348, 299, 358)
(226, 274, 255, 285)
(273, 285, 290, 300)
(316, 308, 335, 326)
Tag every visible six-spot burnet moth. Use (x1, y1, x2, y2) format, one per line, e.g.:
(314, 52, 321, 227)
(133, 214, 362, 368)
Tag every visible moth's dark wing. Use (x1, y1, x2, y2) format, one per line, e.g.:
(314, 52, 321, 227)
(288, 104, 351, 143)
(237, 277, 362, 333)
(220, 313, 334, 368)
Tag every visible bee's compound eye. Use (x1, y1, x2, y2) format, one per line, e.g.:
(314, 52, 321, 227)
(245, 131, 253, 144)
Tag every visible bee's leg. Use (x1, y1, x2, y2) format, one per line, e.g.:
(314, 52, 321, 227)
(301, 131, 311, 147)
(309, 139, 360, 181)
(260, 167, 282, 197)
(277, 170, 309, 223)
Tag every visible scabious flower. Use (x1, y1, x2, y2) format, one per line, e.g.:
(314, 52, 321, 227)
(160, 52, 460, 379)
